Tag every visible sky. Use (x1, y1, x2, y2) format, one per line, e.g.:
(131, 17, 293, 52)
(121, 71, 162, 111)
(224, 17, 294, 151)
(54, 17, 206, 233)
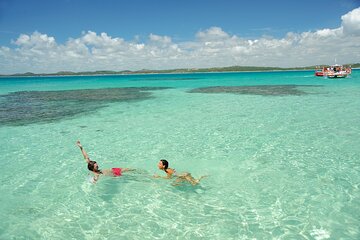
(0, 0, 359, 74)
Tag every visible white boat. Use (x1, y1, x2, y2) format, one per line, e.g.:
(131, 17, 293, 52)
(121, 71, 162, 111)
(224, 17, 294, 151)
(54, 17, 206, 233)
(323, 64, 351, 78)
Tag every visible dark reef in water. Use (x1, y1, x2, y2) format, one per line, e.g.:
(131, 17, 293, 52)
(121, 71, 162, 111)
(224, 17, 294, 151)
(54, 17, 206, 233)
(130, 77, 202, 81)
(0, 87, 170, 126)
(188, 85, 322, 96)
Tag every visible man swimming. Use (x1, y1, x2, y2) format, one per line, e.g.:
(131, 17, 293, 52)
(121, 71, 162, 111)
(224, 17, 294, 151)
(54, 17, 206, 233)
(154, 159, 206, 186)
(76, 140, 133, 183)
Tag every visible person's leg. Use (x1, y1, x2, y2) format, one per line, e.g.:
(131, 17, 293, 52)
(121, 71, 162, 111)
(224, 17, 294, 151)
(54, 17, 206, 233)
(172, 177, 186, 186)
(174, 173, 198, 185)
(184, 174, 199, 185)
(173, 173, 208, 186)
(121, 168, 136, 172)
(186, 174, 208, 185)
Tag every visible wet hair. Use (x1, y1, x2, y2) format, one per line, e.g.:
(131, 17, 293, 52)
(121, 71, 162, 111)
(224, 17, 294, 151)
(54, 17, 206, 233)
(88, 160, 102, 173)
(160, 159, 169, 171)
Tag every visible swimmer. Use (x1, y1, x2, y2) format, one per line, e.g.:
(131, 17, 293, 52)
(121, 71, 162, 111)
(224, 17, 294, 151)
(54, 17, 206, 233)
(154, 159, 206, 186)
(76, 140, 134, 183)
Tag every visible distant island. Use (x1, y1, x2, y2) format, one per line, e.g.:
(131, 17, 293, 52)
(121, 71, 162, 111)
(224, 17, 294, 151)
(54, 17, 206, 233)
(1, 64, 358, 77)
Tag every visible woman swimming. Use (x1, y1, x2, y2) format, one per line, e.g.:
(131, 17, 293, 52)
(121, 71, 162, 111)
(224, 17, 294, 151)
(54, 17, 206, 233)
(154, 159, 206, 186)
(76, 140, 133, 183)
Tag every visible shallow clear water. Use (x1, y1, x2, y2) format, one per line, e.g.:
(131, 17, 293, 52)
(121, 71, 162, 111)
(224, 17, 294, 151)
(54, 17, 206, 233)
(0, 71, 359, 239)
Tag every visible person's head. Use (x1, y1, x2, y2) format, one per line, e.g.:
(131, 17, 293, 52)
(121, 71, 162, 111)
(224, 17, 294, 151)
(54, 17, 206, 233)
(158, 159, 169, 170)
(88, 160, 100, 173)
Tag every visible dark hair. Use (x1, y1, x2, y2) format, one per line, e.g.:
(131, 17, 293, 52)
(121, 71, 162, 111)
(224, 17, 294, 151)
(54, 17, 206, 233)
(88, 160, 101, 173)
(160, 159, 169, 170)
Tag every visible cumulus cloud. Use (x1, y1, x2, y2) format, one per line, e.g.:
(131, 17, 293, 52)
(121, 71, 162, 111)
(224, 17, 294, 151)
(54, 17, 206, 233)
(196, 27, 230, 41)
(341, 7, 360, 35)
(1, 8, 360, 74)
(14, 32, 56, 48)
(149, 34, 172, 45)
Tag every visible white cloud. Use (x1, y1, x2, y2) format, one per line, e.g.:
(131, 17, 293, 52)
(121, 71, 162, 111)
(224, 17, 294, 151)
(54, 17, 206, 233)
(149, 34, 172, 45)
(14, 31, 56, 48)
(341, 7, 360, 35)
(196, 27, 229, 41)
(315, 28, 340, 38)
(1, 7, 360, 74)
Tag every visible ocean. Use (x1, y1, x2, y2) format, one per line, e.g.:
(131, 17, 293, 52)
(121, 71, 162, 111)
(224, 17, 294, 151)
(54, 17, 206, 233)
(0, 70, 359, 239)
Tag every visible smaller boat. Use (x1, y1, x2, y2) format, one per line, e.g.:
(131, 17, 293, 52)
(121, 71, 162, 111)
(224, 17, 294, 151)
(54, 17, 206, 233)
(315, 64, 351, 78)
(315, 68, 325, 76)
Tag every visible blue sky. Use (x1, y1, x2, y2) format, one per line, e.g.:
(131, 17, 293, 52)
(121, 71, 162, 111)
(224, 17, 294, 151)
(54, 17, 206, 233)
(0, 0, 359, 73)
(1, 0, 357, 45)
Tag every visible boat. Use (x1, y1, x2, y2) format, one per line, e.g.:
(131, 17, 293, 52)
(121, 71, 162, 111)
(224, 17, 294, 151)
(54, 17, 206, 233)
(315, 64, 351, 78)
(315, 68, 325, 76)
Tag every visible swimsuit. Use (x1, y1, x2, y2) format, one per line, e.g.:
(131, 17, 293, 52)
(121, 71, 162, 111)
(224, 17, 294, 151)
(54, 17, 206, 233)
(172, 169, 177, 177)
(112, 168, 122, 176)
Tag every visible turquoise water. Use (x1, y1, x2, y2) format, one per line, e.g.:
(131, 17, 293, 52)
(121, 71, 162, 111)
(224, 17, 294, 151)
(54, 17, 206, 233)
(0, 71, 359, 239)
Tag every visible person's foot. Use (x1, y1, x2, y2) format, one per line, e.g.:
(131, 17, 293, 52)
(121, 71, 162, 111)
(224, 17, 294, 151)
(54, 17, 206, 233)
(191, 179, 200, 185)
(191, 176, 208, 185)
(199, 175, 208, 180)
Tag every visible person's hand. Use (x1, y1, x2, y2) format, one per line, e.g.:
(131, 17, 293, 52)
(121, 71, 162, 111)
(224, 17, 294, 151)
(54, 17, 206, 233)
(153, 174, 160, 178)
(76, 140, 82, 148)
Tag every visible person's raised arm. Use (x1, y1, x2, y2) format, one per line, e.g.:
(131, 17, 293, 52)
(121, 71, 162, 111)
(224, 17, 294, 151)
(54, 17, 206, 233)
(76, 140, 90, 163)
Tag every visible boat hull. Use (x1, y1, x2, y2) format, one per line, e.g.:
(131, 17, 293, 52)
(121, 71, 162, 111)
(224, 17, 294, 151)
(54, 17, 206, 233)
(327, 74, 348, 78)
